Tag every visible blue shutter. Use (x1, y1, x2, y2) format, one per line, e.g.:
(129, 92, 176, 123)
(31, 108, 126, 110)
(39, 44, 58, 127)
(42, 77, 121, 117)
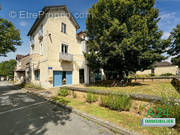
(66, 71, 72, 85)
(53, 71, 62, 87)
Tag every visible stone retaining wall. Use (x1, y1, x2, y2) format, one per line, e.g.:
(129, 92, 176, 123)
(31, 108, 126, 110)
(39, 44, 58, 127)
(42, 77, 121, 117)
(65, 86, 180, 103)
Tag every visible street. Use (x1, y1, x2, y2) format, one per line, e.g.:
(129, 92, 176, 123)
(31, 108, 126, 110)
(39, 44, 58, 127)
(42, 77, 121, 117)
(0, 81, 115, 135)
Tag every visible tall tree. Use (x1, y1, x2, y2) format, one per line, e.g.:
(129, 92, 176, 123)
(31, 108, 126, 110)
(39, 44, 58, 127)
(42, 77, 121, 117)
(168, 24, 180, 67)
(0, 59, 16, 78)
(0, 18, 21, 56)
(85, 0, 169, 83)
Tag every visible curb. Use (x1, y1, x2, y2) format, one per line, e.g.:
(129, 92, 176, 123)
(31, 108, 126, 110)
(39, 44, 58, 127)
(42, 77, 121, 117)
(26, 90, 141, 135)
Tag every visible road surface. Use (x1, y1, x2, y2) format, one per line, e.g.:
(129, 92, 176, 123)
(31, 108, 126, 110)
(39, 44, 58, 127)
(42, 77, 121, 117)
(0, 81, 115, 135)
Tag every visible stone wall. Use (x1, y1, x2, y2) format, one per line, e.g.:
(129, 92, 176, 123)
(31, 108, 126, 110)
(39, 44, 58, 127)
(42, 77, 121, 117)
(66, 86, 180, 103)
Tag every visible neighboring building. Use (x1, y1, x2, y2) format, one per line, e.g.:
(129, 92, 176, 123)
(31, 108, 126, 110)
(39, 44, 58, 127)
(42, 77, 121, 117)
(14, 54, 30, 83)
(27, 5, 89, 89)
(136, 62, 179, 75)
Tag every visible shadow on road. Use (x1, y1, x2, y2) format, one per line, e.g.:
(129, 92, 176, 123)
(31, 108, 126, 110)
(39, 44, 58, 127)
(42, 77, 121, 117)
(0, 83, 72, 135)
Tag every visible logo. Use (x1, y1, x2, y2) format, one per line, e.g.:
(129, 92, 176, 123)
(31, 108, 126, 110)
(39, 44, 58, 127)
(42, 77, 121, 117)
(141, 107, 176, 127)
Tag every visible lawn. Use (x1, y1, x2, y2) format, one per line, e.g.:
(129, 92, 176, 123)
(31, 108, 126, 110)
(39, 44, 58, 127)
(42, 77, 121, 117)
(56, 96, 179, 135)
(84, 81, 180, 99)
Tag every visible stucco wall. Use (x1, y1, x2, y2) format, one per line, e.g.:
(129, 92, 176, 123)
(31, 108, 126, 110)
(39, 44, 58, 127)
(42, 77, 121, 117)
(136, 70, 152, 75)
(136, 66, 179, 75)
(29, 9, 89, 89)
(155, 66, 179, 75)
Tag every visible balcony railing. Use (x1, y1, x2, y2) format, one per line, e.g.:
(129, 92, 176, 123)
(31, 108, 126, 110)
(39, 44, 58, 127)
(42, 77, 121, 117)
(60, 53, 73, 62)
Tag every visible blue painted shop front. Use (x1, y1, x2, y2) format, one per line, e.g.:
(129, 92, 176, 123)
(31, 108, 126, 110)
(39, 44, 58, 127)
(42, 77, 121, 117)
(53, 71, 72, 87)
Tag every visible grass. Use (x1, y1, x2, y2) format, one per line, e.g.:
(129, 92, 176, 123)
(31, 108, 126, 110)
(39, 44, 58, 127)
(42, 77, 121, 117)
(86, 81, 180, 99)
(24, 83, 43, 90)
(54, 96, 179, 135)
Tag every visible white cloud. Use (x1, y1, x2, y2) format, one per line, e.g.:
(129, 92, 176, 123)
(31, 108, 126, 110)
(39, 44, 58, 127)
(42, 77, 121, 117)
(162, 32, 170, 39)
(19, 21, 27, 27)
(159, 12, 176, 24)
(158, 11, 180, 34)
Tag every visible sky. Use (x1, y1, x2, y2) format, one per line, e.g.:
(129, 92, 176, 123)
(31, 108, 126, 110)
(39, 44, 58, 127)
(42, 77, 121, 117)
(0, 0, 180, 62)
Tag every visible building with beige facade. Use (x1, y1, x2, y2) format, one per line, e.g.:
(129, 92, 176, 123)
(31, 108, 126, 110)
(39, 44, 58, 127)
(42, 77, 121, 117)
(14, 54, 30, 83)
(27, 5, 89, 89)
(136, 62, 179, 75)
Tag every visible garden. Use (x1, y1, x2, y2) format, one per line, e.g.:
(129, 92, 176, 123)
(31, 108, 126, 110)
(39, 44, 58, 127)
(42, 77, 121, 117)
(52, 80, 180, 135)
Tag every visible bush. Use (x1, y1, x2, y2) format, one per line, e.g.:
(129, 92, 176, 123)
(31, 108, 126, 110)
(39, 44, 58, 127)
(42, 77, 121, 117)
(160, 73, 175, 76)
(149, 73, 155, 77)
(58, 88, 69, 97)
(100, 96, 109, 107)
(100, 94, 131, 111)
(156, 101, 180, 124)
(52, 96, 70, 105)
(86, 93, 98, 103)
(72, 91, 77, 98)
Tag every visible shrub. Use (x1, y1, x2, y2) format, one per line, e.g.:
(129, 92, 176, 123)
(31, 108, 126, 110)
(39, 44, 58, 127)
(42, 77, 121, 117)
(160, 73, 175, 76)
(156, 101, 180, 124)
(100, 94, 131, 111)
(72, 91, 77, 98)
(58, 88, 69, 97)
(100, 96, 109, 107)
(86, 93, 97, 103)
(52, 96, 70, 105)
(138, 104, 145, 114)
(149, 73, 155, 77)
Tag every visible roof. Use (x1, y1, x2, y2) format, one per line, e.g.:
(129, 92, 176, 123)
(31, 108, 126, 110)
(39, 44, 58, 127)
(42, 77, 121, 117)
(77, 30, 87, 41)
(15, 68, 26, 72)
(16, 54, 29, 61)
(16, 55, 25, 60)
(153, 62, 174, 67)
(15, 55, 30, 72)
(77, 31, 87, 36)
(27, 5, 80, 36)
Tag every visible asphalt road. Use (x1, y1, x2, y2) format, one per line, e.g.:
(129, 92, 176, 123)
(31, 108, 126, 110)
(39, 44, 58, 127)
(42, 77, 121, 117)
(0, 81, 115, 135)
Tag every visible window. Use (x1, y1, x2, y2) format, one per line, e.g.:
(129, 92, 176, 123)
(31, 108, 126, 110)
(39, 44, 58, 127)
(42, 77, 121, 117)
(39, 25, 43, 36)
(31, 36, 34, 44)
(61, 44, 68, 54)
(61, 23, 66, 33)
(40, 43, 43, 55)
(31, 36, 35, 50)
(151, 69, 155, 74)
(35, 70, 40, 80)
(79, 69, 84, 83)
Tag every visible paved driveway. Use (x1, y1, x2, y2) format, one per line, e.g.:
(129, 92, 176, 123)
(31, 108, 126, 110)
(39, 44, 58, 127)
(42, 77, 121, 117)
(0, 81, 115, 135)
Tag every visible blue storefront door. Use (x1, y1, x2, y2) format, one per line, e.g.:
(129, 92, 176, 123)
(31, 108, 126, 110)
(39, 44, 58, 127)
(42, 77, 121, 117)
(66, 71, 72, 85)
(53, 71, 62, 87)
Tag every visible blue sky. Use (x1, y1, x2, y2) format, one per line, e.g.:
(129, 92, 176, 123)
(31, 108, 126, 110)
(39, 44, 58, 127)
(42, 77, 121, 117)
(0, 0, 180, 62)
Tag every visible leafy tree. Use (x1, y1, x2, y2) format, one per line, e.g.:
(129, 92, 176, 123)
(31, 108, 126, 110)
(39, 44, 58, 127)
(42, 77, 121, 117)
(0, 18, 21, 56)
(168, 24, 180, 67)
(85, 0, 169, 83)
(0, 59, 16, 79)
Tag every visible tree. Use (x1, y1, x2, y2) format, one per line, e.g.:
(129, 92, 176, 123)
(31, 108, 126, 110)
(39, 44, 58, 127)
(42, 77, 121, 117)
(0, 18, 21, 56)
(168, 24, 180, 67)
(85, 0, 169, 84)
(0, 59, 16, 79)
